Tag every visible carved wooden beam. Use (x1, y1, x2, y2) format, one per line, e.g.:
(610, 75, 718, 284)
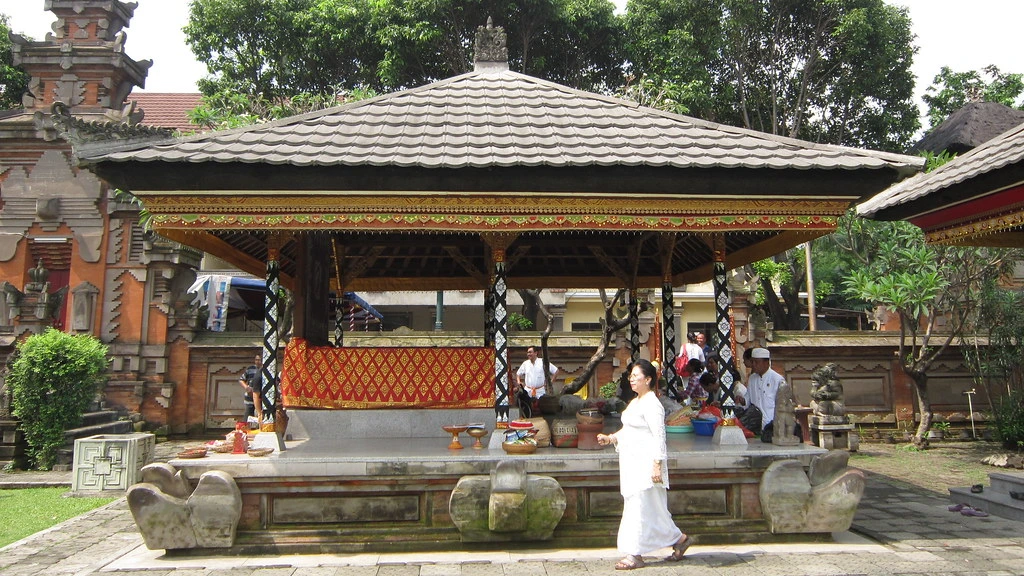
(589, 245, 631, 287)
(443, 245, 489, 287)
(331, 237, 345, 291)
(505, 244, 530, 273)
(340, 245, 385, 286)
(658, 233, 676, 281)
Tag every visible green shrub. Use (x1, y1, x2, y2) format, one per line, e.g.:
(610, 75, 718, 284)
(993, 389, 1024, 451)
(9, 328, 109, 469)
(599, 381, 618, 398)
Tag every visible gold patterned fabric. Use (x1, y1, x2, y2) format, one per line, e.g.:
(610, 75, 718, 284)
(281, 338, 495, 409)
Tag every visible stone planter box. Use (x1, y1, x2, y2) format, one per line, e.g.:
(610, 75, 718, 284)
(72, 433, 156, 491)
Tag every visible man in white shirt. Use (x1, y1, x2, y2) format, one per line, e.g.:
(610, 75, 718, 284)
(515, 345, 559, 399)
(746, 347, 787, 430)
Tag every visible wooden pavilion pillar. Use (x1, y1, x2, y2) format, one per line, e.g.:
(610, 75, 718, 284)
(659, 234, 681, 397)
(483, 284, 494, 348)
(485, 234, 514, 426)
(709, 234, 739, 416)
(261, 235, 284, 426)
(332, 240, 345, 346)
(628, 287, 640, 365)
(294, 233, 331, 347)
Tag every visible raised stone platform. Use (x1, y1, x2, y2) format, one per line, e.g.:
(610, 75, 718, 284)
(165, 409, 830, 554)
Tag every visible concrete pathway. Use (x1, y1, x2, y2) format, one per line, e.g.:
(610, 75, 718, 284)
(2, 442, 1023, 575)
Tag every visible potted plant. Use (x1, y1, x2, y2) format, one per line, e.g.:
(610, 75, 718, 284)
(886, 431, 898, 444)
(929, 421, 951, 440)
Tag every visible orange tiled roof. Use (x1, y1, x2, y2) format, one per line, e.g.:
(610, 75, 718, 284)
(126, 92, 204, 133)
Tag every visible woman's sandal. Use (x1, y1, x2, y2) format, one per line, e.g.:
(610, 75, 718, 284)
(615, 555, 645, 570)
(666, 534, 692, 561)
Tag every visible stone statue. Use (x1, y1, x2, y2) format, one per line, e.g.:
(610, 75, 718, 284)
(474, 17, 508, 64)
(759, 451, 865, 533)
(127, 463, 242, 550)
(449, 459, 565, 542)
(772, 382, 800, 446)
(809, 363, 847, 425)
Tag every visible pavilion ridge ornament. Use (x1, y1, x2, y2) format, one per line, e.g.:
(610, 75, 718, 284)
(44, 102, 172, 156)
(474, 17, 508, 64)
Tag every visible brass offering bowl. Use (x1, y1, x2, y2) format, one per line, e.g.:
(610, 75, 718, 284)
(466, 426, 488, 449)
(441, 424, 469, 450)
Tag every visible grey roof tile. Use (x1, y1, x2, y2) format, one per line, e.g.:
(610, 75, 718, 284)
(92, 69, 923, 174)
(859, 122, 1024, 217)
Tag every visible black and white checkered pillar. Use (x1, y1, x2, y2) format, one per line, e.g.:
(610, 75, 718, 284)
(261, 245, 281, 422)
(333, 295, 344, 347)
(662, 280, 681, 398)
(711, 237, 737, 417)
(493, 255, 509, 426)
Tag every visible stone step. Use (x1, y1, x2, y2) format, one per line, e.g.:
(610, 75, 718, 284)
(79, 410, 121, 428)
(0, 445, 22, 458)
(62, 419, 133, 442)
(990, 471, 1024, 494)
(949, 486, 1024, 522)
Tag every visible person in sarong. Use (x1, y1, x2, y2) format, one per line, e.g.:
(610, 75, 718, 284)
(597, 359, 692, 570)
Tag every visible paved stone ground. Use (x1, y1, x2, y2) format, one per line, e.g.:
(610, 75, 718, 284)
(2, 440, 1023, 575)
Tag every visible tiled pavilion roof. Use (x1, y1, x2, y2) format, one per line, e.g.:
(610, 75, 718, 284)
(858, 121, 1024, 247)
(91, 69, 919, 173)
(78, 66, 925, 291)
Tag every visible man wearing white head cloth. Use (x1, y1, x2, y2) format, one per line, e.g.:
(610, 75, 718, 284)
(746, 347, 787, 430)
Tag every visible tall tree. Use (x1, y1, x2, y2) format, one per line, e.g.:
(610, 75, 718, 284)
(0, 14, 30, 110)
(622, 0, 920, 152)
(184, 0, 624, 98)
(842, 223, 1018, 447)
(620, 0, 921, 331)
(921, 65, 1024, 130)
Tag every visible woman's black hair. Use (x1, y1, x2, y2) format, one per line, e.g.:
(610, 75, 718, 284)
(686, 331, 697, 343)
(632, 358, 658, 381)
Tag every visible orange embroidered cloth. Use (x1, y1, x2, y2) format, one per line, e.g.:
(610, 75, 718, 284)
(281, 338, 495, 409)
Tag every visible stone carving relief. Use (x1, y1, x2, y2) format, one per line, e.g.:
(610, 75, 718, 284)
(127, 463, 243, 550)
(759, 451, 865, 533)
(0, 150, 105, 261)
(70, 281, 100, 332)
(474, 17, 508, 63)
(449, 459, 565, 542)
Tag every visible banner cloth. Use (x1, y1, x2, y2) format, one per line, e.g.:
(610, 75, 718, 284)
(281, 338, 495, 409)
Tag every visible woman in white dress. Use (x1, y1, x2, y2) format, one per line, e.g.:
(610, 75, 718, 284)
(597, 359, 692, 570)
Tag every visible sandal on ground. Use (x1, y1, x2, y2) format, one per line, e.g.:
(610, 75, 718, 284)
(615, 555, 645, 570)
(970, 484, 984, 493)
(948, 503, 968, 512)
(960, 507, 990, 517)
(666, 534, 692, 561)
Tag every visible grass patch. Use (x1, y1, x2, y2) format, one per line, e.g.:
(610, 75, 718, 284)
(0, 488, 116, 548)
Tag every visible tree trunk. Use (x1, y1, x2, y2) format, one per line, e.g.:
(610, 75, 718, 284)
(912, 372, 932, 448)
(516, 288, 540, 329)
(560, 289, 630, 395)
